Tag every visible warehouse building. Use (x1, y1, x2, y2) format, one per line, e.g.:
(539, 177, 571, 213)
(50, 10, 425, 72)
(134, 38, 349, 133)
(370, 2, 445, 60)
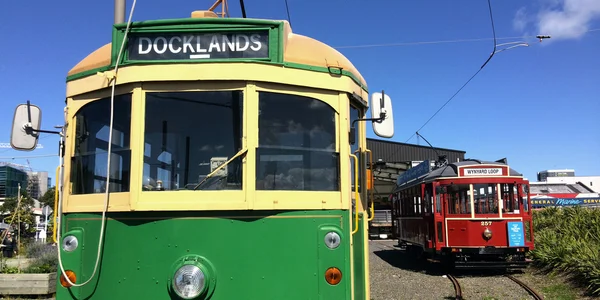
(365, 138, 466, 239)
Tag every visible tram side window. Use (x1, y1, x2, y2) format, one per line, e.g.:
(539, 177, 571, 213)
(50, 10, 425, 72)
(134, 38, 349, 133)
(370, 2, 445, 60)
(501, 183, 520, 213)
(143, 91, 243, 191)
(256, 92, 339, 191)
(71, 94, 132, 194)
(435, 189, 442, 213)
(349, 105, 362, 193)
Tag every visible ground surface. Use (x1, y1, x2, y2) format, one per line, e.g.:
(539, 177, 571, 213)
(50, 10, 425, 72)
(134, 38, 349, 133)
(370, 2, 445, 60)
(368, 239, 593, 300)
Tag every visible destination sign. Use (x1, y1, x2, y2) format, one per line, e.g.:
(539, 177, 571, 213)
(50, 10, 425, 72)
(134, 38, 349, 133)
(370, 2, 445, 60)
(396, 160, 432, 186)
(127, 31, 269, 61)
(461, 167, 504, 176)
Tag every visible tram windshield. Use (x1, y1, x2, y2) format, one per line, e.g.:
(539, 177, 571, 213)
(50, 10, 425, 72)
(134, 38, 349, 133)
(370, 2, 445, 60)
(142, 91, 244, 191)
(443, 182, 527, 215)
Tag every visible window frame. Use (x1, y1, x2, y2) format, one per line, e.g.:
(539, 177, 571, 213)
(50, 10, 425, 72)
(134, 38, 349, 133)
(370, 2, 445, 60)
(135, 81, 250, 211)
(252, 82, 342, 210)
(64, 84, 139, 212)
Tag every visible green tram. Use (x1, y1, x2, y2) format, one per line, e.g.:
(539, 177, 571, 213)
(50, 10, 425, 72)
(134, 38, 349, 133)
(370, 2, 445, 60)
(9, 1, 396, 299)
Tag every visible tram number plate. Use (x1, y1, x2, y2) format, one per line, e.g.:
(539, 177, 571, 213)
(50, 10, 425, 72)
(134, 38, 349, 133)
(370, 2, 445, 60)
(480, 221, 493, 226)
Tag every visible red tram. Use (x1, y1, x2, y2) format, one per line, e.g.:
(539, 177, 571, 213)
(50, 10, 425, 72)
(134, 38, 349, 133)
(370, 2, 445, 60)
(391, 157, 534, 269)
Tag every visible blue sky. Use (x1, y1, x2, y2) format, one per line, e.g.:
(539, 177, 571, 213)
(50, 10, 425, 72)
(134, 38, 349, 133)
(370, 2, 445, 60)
(0, 0, 598, 185)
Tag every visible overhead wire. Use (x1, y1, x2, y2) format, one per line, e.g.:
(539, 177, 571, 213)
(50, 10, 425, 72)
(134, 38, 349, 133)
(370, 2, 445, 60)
(334, 28, 600, 49)
(284, 0, 292, 26)
(383, 0, 509, 163)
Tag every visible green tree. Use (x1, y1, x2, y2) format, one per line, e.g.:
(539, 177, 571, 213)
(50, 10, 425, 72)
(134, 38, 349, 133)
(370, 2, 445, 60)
(0, 190, 36, 238)
(39, 186, 55, 209)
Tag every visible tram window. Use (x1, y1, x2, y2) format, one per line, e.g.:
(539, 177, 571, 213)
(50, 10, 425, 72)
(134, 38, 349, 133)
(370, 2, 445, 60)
(71, 94, 132, 194)
(445, 184, 470, 214)
(349, 105, 362, 193)
(142, 91, 243, 191)
(473, 184, 498, 214)
(500, 183, 520, 213)
(256, 92, 338, 191)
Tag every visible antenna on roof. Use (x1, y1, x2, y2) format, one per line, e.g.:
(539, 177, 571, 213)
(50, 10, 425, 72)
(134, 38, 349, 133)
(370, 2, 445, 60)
(495, 158, 507, 164)
(208, 0, 230, 18)
(415, 131, 448, 169)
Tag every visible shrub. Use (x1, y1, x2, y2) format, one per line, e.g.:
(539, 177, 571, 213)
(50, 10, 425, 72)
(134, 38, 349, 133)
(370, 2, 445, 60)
(24, 242, 58, 274)
(531, 206, 600, 296)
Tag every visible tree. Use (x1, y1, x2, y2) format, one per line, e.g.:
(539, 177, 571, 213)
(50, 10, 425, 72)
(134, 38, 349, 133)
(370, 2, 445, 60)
(39, 186, 56, 209)
(0, 190, 36, 238)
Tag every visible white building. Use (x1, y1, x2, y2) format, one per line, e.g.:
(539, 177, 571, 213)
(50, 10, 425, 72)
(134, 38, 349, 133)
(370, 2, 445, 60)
(536, 169, 600, 193)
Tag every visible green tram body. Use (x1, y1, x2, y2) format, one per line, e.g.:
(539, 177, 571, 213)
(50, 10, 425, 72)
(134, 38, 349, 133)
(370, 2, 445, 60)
(9, 8, 396, 300)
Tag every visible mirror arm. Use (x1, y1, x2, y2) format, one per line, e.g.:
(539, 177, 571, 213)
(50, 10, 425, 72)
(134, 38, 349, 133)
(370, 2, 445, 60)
(25, 126, 62, 135)
(23, 100, 62, 135)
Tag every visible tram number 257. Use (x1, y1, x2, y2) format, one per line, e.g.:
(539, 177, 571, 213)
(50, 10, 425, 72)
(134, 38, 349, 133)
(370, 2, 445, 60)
(481, 221, 493, 226)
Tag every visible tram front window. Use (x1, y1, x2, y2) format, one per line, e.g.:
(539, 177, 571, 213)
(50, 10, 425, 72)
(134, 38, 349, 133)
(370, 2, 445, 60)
(445, 184, 471, 214)
(256, 92, 339, 191)
(142, 91, 243, 191)
(473, 183, 499, 214)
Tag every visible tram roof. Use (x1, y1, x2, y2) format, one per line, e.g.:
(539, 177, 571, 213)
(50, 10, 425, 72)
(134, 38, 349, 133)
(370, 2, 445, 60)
(394, 159, 524, 191)
(67, 14, 366, 89)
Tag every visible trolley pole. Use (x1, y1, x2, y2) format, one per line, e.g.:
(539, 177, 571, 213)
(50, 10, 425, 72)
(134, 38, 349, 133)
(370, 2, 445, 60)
(115, 0, 125, 24)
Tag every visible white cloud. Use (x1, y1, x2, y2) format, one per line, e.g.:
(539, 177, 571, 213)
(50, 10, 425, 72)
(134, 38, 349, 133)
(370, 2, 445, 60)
(513, 7, 529, 32)
(514, 0, 600, 41)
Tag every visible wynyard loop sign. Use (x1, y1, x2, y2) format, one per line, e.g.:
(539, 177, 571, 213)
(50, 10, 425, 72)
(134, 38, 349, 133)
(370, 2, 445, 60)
(127, 30, 269, 61)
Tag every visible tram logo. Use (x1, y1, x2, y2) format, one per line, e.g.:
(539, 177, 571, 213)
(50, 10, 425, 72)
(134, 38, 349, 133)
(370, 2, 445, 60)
(127, 30, 270, 61)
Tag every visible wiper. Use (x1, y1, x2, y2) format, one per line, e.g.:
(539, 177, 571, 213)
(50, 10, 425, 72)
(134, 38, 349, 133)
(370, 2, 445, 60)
(193, 148, 248, 190)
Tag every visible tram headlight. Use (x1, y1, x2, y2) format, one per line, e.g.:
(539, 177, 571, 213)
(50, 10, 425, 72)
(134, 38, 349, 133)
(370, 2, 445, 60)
(172, 265, 206, 299)
(61, 235, 79, 252)
(483, 228, 493, 240)
(324, 231, 341, 249)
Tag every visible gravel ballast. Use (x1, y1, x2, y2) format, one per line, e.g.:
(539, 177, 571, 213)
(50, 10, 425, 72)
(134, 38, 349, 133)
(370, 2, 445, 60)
(369, 240, 539, 300)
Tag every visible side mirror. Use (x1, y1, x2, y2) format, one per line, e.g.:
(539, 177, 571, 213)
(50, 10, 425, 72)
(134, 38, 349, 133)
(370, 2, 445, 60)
(10, 103, 42, 151)
(370, 91, 394, 138)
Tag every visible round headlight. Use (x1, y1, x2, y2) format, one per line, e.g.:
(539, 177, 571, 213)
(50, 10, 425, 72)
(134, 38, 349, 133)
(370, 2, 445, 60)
(483, 228, 493, 240)
(61, 235, 78, 252)
(172, 265, 206, 299)
(324, 232, 341, 249)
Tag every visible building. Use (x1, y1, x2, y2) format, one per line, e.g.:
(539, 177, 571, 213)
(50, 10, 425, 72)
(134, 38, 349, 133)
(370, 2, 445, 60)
(0, 165, 29, 199)
(536, 169, 600, 193)
(366, 138, 466, 239)
(26, 171, 50, 200)
(367, 138, 466, 196)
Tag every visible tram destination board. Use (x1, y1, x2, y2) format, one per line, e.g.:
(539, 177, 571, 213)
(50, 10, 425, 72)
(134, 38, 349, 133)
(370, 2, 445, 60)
(127, 30, 270, 61)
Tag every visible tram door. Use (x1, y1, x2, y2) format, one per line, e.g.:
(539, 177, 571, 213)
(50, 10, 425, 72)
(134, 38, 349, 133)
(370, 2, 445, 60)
(433, 182, 446, 249)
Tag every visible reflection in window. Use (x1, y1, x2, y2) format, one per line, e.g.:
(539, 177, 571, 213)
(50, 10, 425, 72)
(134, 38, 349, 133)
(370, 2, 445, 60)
(71, 94, 132, 194)
(256, 92, 339, 191)
(143, 91, 243, 191)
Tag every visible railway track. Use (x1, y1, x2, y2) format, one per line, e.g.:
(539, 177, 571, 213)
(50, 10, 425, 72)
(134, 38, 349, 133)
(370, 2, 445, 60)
(446, 274, 463, 300)
(445, 273, 543, 300)
(505, 274, 544, 300)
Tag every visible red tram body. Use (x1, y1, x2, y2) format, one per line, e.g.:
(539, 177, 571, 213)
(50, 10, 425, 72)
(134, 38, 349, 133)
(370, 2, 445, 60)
(391, 158, 534, 269)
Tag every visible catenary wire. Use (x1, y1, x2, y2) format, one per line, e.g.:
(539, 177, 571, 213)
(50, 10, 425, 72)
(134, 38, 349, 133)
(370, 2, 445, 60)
(334, 28, 600, 49)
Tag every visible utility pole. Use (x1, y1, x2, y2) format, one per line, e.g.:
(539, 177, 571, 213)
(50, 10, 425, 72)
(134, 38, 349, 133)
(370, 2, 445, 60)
(17, 184, 21, 272)
(43, 206, 49, 243)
